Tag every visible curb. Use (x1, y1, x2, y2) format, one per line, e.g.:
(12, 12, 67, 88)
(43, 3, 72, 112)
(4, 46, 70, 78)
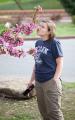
(24, 36, 75, 41)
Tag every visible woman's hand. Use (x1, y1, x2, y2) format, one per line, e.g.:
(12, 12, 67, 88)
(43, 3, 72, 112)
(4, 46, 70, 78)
(27, 48, 36, 56)
(27, 80, 35, 89)
(33, 5, 43, 23)
(27, 81, 33, 88)
(34, 5, 43, 12)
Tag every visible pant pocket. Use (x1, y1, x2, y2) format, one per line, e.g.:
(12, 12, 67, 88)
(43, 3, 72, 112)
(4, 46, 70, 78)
(52, 78, 62, 95)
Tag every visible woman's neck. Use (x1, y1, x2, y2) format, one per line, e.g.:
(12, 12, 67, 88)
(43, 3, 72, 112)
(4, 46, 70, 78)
(41, 36, 49, 41)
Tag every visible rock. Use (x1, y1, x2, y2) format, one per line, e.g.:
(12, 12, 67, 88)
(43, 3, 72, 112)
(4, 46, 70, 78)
(0, 76, 36, 100)
(0, 87, 36, 100)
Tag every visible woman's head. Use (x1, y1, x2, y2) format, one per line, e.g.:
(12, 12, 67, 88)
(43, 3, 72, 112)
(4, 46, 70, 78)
(37, 20, 56, 40)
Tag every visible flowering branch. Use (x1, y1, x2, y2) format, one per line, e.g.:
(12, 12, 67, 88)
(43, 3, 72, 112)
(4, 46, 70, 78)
(0, 6, 43, 57)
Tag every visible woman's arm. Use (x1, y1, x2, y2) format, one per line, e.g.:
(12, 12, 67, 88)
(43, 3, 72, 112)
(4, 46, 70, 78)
(53, 57, 63, 80)
(28, 65, 35, 87)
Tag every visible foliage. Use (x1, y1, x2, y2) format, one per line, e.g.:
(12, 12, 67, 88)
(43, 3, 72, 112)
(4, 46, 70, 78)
(59, 0, 75, 16)
(0, 0, 63, 10)
(72, 15, 75, 24)
(0, 24, 7, 35)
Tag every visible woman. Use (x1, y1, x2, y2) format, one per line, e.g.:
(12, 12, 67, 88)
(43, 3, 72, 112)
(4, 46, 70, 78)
(28, 20, 64, 120)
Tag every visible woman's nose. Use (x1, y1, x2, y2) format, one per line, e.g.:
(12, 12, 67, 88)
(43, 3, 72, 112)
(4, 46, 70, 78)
(37, 26, 40, 32)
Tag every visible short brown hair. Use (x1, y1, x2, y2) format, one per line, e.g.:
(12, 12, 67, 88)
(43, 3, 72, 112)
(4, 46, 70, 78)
(40, 20, 56, 39)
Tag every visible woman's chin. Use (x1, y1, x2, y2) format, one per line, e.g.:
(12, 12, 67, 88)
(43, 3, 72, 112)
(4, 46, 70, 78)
(37, 33, 43, 37)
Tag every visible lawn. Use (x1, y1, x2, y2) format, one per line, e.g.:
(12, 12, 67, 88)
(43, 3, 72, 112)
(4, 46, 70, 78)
(0, 0, 10, 3)
(0, 0, 63, 10)
(56, 23, 75, 37)
(0, 82, 75, 120)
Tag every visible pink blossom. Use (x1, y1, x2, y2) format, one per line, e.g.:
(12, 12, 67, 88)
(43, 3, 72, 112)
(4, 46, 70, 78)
(0, 22, 36, 57)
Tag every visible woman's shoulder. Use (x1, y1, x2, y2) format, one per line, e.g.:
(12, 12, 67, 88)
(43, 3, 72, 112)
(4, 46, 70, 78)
(52, 38, 61, 45)
(35, 39, 43, 46)
(52, 38, 60, 43)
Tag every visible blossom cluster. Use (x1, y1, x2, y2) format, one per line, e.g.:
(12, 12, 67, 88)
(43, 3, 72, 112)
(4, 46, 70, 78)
(0, 23, 36, 57)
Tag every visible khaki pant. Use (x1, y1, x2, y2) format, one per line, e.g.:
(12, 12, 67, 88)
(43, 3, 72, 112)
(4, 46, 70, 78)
(35, 78, 64, 120)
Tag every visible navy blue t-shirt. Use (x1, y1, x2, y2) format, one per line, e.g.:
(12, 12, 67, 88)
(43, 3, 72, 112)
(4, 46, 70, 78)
(34, 38, 63, 82)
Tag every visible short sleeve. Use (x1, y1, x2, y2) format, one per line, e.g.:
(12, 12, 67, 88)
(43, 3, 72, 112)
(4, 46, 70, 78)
(35, 40, 42, 47)
(35, 41, 38, 47)
(51, 40, 63, 59)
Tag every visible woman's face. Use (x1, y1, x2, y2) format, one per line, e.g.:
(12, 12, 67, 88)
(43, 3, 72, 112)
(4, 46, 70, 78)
(37, 22, 50, 37)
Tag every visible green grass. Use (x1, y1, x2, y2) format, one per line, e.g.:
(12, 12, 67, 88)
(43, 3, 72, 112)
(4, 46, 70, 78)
(0, 97, 40, 120)
(0, 0, 10, 3)
(63, 82, 75, 89)
(0, 82, 75, 120)
(0, 0, 63, 10)
(56, 23, 75, 37)
(0, 115, 34, 120)
(62, 83, 75, 120)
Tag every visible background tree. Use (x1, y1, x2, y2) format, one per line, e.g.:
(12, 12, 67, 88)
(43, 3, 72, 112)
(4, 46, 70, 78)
(14, 0, 23, 10)
(59, 0, 75, 23)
